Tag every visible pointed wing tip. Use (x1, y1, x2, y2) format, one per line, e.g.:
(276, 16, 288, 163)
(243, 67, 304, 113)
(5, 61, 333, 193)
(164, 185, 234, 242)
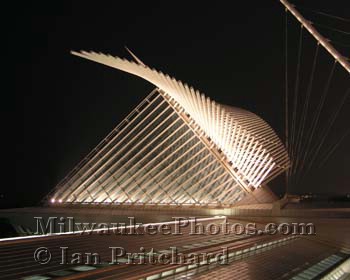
(124, 45, 130, 52)
(71, 50, 94, 56)
(70, 50, 88, 57)
(70, 50, 80, 55)
(124, 46, 147, 67)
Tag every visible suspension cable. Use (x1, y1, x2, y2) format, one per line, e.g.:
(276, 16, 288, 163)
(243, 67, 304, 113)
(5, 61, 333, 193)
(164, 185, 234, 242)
(296, 61, 337, 184)
(305, 87, 349, 175)
(329, 40, 350, 48)
(313, 11, 350, 22)
(318, 128, 350, 168)
(285, 9, 290, 194)
(289, 25, 303, 185)
(295, 5, 350, 22)
(292, 43, 320, 178)
(312, 22, 350, 36)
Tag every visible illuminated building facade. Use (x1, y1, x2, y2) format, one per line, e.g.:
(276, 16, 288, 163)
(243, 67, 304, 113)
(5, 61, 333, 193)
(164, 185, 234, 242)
(46, 51, 290, 206)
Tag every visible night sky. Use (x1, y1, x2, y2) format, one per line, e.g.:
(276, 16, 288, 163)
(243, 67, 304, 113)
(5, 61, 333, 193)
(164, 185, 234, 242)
(8, 1, 350, 209)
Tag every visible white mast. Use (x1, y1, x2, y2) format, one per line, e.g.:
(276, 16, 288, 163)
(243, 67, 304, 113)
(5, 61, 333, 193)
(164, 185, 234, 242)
(280, 0, 350, 74)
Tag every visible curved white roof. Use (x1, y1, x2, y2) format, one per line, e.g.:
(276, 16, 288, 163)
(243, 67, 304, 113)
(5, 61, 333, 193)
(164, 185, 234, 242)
(71, 50, 289, 188)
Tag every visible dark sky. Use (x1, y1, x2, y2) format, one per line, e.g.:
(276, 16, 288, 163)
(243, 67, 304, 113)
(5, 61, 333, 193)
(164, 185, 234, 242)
(7, 1, 350, 209)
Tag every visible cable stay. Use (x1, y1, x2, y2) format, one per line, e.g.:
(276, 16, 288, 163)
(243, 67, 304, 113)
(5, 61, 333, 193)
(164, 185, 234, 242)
(294, 61, 337, 184)
(311, 22, 350, 36)
(284, 9, 290, 194)
(330, 40, 350, 49)
(318, 128, 350, 168)
(293, 4, 350, 23)
(298, 87, 349, 183)
(291, 43, 320, 179)
(288, 25, 304, 186)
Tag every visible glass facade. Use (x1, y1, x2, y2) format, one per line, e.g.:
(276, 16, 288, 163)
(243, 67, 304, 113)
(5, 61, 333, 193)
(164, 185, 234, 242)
(49, 90, 245, 206)
(45, 51, 290, 207)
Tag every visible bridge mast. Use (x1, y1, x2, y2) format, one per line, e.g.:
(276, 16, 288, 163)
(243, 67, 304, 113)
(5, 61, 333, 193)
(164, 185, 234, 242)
(280, 0, 350, 74)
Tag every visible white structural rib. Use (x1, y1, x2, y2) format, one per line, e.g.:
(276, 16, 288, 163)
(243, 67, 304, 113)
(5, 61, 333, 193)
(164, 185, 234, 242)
(280, 0, 350, 74)
(71, 50, 289, 189)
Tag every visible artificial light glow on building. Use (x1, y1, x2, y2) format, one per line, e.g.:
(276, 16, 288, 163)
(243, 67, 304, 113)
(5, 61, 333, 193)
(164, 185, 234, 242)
(45, 51, 289, 206)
